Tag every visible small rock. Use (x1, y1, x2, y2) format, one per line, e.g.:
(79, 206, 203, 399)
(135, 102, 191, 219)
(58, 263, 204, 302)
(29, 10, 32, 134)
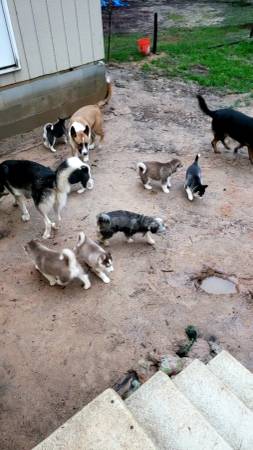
(159, 354, 183, 376)
(188, 338, 211, 363)
(134, 358, 157, 383)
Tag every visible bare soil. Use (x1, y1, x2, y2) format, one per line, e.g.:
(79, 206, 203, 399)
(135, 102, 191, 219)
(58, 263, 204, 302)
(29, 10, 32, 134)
(1, 66, 253, 450)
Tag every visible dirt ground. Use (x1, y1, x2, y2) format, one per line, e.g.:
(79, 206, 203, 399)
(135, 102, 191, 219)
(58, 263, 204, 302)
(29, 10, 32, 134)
(1, 65, 253, 449)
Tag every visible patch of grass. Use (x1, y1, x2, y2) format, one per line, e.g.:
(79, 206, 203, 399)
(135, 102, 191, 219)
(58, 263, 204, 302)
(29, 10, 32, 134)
(107, 24, 253, 93)
(168, 13, 184, 22)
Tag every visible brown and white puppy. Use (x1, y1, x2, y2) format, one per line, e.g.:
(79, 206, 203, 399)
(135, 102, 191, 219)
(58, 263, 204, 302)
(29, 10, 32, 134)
(25, 240, 91, 289)
(69, 76, 112, 161)
(137, 158, 183, 193)
(74, 232, 113, 284)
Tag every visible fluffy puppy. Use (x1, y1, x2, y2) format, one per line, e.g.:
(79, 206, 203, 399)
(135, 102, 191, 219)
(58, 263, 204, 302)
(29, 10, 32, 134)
(185, 154, 208, 201)
(43, 117, 69, 153)
(137, 158, 183, 193)
(25, 240, 90, 289)
(69, 76, 112, 161)
(197, 94, 253, 163)
(0, 157, 93, 239)
(97, 210, 166, 246)
(74, 232, 113, 284)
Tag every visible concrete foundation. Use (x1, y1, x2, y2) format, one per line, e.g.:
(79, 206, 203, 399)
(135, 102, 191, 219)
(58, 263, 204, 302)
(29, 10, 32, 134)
(0, 62, 107, 139)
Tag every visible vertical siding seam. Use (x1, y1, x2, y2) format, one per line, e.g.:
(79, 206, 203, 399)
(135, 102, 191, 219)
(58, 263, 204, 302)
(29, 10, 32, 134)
(13, 0, 31, 79)
(45, 0, 58, 71)
(87, 0, 95, 61)
(60, 0, 70, 67)
(74, 0, 83, 62)
(29, 0, 44, 74)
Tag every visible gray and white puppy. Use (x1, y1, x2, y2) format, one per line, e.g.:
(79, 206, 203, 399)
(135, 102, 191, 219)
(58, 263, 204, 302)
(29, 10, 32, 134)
(137, 158, 182, 193)
(97, 210, 166, 246)
(25, 240, 91, 289)
(74, 232, 113, 284)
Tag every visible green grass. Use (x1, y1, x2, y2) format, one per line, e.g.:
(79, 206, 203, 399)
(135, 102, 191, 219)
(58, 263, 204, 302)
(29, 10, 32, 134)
(105, 1, 253, 93)
(106, 25, 253, 93)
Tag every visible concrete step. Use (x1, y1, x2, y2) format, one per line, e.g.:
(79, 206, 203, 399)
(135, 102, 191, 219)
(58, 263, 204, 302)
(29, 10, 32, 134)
(33, 388, 157, 450)
(174, 360, 253, 450)
(126, 371, 232, 450)
(208, 350, 253, 411)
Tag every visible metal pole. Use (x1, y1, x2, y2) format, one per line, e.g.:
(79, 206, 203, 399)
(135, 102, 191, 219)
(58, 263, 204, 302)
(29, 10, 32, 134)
(152, 12, 158, 54)
(107, 0, 113, 63)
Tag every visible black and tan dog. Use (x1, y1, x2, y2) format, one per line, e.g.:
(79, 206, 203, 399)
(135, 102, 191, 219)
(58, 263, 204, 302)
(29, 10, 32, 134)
(197, 94, 253, 163)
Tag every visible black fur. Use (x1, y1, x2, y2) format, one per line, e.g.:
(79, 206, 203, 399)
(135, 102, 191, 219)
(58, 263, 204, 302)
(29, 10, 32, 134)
(0, 160, 56, 204)
(97, 210, 165, 241)
(43, 117, 69, 151)
(197, 95, 253, 162)
(185, 155, 208, 198)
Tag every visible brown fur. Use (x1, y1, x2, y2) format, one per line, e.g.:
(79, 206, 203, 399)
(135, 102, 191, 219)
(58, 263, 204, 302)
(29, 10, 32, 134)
(137, 158, 182, 192)
(69, 80, 112, 159)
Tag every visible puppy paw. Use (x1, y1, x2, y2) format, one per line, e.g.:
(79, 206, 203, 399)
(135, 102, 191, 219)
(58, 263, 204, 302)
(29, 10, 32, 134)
(77, 187, 86, 194)
(22, 213, 30, 222)
(162, 186, 170, 193)
(144, 184, 152, 190)
(89, 143, 95, 150)
(50, 147, 56, 153)
(42, 232, 51, 239)
(51, 222, 59, 230)
(83, 281, 91, 290)
(87, 179, 94, 190)
(103, 277, 110, 284)
(127, 237, 134, 243)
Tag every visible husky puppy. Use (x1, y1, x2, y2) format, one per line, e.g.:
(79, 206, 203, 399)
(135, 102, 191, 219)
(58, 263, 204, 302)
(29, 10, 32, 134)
(25, 240, 91, 289)
(74, 232, 113, 284)
(97, 210, 166, 246)
(137, 158, 182, 193)
(0, 157, 93, 239)
(184, 154, 208, 201)
(43, 117, 69, 153)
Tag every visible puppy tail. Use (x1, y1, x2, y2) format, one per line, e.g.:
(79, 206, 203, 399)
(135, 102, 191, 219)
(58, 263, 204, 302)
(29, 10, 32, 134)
(196, 95, 215, 118)
(97, 75, 112, 107)
(97, 212, 111, 225)
(194, 153, 201, 164)
(137, 162, 147, 175)
(76, 231, 86, 248)
(60, 249, 78, 272)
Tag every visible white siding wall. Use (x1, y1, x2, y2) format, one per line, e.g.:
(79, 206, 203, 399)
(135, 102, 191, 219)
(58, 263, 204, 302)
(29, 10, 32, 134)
(0, 0, 104, 88)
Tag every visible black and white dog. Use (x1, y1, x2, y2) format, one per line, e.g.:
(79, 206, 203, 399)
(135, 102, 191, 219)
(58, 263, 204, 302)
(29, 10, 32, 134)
(43, 117, 69, 153)
(0, 157, 93, 239)
(184, 154, 208, 201)
(97, 210, 166, 245)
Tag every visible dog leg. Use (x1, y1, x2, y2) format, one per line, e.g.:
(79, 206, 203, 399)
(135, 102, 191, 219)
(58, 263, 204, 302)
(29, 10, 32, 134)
(55, 192, 67, 224)
(211, 136, 220, 154)
(144, 180, 152, 190)
(167, 177, 171, 188)
(248, 147, 253, 164)
(146, 231, 155, 245)
(221, 139, 230, 150)
(162, 183, 170, 193)
(186, 187, 193, 201)
(42, 273, 57, 286)
(16, 196, 30, 222)
(77, 187, 86, 194)
(78, 273, 91, 290)
(234, 143, 243, 154)
(96, 270, 110, 284)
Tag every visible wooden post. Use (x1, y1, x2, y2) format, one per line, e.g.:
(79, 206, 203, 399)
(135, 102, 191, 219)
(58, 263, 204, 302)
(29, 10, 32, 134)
(152, 12, 158, 54)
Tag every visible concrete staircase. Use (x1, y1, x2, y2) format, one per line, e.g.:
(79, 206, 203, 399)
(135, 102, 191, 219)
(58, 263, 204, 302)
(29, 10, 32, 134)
(34, 351, 253, 450)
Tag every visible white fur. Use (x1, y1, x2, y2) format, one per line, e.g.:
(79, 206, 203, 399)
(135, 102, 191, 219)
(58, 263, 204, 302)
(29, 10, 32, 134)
(105, 74, 111, 84)
(162, 184, 170, 193)
(71, 121, 85, 133)
(57, 157, 90, 193)
(186, 186, 193, 201)
(137, 162, 147, 174)
(146, 231, 155, 245)
(60, 249, 91, 289)
(144, 181, 152, 190)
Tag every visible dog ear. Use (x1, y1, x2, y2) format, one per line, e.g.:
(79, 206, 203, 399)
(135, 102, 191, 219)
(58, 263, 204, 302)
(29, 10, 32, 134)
(70, 126, 76, 138)
(84, 125, 90, 136)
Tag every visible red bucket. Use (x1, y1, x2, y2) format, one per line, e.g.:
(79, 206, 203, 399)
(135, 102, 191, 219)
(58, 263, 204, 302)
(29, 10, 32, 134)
(137, 37, 151, 56)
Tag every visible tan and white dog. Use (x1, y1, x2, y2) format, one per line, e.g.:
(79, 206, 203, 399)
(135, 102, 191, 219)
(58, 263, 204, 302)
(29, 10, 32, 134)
(25, 240, 91, 289)
(69, 76, 112, 161)
(74, 232, 113, 284)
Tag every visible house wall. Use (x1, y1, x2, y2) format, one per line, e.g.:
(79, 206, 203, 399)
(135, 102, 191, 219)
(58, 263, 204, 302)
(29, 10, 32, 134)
(0, 0, 104, 88)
